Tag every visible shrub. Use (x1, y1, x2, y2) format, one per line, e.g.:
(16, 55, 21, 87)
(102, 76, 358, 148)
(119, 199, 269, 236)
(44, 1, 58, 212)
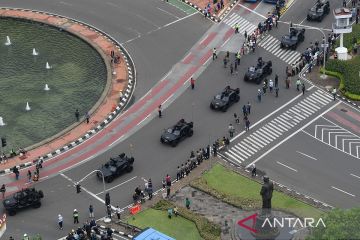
(154, 200, 221, 240)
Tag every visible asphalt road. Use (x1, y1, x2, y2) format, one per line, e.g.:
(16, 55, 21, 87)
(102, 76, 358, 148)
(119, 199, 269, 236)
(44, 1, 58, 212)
(255, 103, 360, 208)
(2, 0, 359, 238)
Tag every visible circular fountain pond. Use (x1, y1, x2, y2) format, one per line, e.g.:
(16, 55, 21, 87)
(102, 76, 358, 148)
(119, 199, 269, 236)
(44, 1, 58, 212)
(0, 17, 107, 151)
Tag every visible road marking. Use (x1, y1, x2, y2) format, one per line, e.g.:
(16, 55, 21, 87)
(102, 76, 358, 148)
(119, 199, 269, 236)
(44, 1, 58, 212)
(157, 7, 180, 19)
(246, 101, 341, 168)
(331, 186, 356, 197)
(350, 173, 360, 180)
(277, 161, 298, 172)
(231, 91, 306, 142)
(296, 151, 317, 160)
(163, 11, 197, 27)
(237, 2, 267, 19)
(95, 176, 137, 195)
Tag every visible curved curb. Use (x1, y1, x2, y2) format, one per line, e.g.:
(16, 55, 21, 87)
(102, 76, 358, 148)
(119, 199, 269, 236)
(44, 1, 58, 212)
(0, 7, 136, 175)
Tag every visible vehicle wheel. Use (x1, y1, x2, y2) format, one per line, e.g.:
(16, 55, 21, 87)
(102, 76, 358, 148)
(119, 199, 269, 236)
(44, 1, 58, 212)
(256, 79, 261, 85)
(8, 210, 16, 216)
(106, 176, 113, 183)
(126, 166, 133, 173)
(221, 106, 228, 112)
(210, 103, 214, 109)
(244, 76, 248, 82)
(188, 130, 193, 137)
(171, 141, 178, 147)
(280, 43, 284, 48)
(292, 45, 297, 50)
(235, 95, 240, 102)
(33, 202, 41, 208)
(268, 68, 273, 75)
(307, 15, 310, 20)
(160, 138, 164, 143)
(38, 190, 44, 198)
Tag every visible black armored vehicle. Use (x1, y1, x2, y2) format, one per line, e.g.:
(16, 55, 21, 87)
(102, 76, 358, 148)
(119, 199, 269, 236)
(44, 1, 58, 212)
(3, 188, 44, 216)
(210, 86, 240, 112)
(307, 0, 330, 22)
(244, 58, 272, 84)
(280, 28, 305, 50)
(160, 119, 193, 147)
(97, 153, 134, 183)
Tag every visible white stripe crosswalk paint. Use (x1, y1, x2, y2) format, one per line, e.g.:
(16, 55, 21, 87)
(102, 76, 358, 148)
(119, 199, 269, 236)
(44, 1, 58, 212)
(257, 34, 301, 65)
(223, 91, 333, 165)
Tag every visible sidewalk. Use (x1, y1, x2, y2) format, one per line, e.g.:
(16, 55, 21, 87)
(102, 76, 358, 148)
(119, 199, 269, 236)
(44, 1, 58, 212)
(0, 9, 131, 173)
(183, 0, 234, 20)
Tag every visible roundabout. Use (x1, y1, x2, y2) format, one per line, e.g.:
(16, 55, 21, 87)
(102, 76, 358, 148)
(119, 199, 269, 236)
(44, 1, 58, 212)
(0, 17, 108, 151)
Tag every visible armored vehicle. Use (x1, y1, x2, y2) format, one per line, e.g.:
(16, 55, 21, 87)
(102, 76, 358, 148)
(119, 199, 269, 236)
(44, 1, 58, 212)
(160, 119, 193, 147)
(97, 153, 134, 183)
(3, 188, 44, 216)
(210, 86, 240, 112)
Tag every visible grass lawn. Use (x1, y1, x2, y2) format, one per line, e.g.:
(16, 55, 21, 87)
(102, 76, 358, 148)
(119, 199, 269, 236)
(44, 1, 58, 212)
(128, 209, 203, 240)
(193, 164, 323, 218)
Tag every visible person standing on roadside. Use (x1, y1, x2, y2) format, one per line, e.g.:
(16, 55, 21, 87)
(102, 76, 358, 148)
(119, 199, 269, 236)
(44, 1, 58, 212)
(158, 105, 162, 118)
(27, 170, 32, 183)
(228, 123, 235, 138)
(89, 205, 94, 218)
(0, 184, 5, 199)
(147, 178, 153, 200)
(332, 88, 337, 101)
(302, 83, 306, 95)
(58, 214, 63, 230)
(115, 206, 121, 220)
(245, 119, 250, 131)
(185, 197, 191, 209)
(190, 77, 195, 90)
(296, 79, 301, 91)
(275, 86, 279, 97)
(275, 74, 279, 87)
(73, 209, 79, 224)
(246, 102, 251, 115)
(257, 89, 262, 102)
(212, 47, 217, 60)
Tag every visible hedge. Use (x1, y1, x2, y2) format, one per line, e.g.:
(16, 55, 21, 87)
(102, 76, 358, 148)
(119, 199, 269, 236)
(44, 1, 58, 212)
(325, 56, 360, 99)
(154, 200, 221, 240)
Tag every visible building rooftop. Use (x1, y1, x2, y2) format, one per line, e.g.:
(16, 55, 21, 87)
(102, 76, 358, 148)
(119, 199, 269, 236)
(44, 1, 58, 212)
(333, 7, 352, 16)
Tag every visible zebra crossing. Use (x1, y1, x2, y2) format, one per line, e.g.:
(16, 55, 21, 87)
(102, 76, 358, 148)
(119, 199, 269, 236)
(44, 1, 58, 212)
(222, 13, 301, 65)
(258, 35, 301, 65)
(223, 13, 258, 35)
(223, 90, 334, 165)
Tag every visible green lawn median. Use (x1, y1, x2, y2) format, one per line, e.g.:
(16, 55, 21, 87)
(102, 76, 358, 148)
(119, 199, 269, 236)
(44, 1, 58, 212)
(128, 208, 203, 240)
(191, 164, 323, 218)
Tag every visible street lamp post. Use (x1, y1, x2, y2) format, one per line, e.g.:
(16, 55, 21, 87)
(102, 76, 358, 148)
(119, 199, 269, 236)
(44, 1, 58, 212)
(291, 23, 327, 79)
(76, 170, 110, 221)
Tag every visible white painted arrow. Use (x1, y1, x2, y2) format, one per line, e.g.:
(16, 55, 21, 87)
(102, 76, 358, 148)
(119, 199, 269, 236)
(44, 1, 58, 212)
(335, 134, 356, 149)
(345, 139, 360, 154)
(314, 124, 336, 138)
(321, 127, 348, 143)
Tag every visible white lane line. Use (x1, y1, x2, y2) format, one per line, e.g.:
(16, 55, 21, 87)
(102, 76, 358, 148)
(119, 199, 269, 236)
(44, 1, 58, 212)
(60, 173, 106, 205)
(277, 161, 298, 172)
(350, 173, 360, 180)
(331, 186, 356, 197)
(95, 176, 138, 195)
(163, 11, 197, 27)
(246, 101, 341, 168)
(157, 7, 180, 19)
(237, 2, 267, 19)
(296, 151, 317, 160)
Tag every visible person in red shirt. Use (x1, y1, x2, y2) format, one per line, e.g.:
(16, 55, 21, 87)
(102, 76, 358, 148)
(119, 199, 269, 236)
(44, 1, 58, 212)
(190, 77, 195, 90)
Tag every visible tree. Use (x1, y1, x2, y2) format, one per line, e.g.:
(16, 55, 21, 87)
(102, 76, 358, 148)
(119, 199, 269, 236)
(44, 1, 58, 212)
(307, 208, 360, 240)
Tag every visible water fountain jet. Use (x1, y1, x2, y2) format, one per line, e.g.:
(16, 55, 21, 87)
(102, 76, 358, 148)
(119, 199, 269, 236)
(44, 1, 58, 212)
(5, 36, 11, 46)
(44, 84, 50, 91)
(46, 62, 51, 69)
(0, 117, 5, 126)
(25, 102, 31, 111)
(32, 48, 39, 56)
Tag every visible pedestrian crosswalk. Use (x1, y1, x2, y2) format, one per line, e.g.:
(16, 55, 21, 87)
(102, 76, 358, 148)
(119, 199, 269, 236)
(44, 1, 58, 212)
(258, 34, 301, 65)
(223, 90, 333, 165)
(223, 13, 258, 35)
(222, 13, 301, 65)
